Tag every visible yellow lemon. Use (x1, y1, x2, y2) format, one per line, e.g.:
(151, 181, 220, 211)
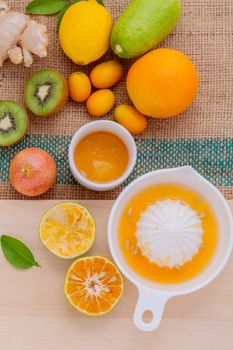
(39, 202, 95, 259)
(59, 0, 113, 65)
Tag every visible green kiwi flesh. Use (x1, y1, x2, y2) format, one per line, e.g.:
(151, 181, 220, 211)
(24, 69, 68, 117)
(0, 100, 28, 147)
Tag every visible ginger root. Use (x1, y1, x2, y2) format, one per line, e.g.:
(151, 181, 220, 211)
(0, 1, 49, 67)
(8, 46, 23, 65)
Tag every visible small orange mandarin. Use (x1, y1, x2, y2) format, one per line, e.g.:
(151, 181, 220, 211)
(69, 72, 92, 102)
(114, 104, 148, 134)
(86, 89, 115, 117)
(127, 48, 199, 118)
(90, 60, 124, 89)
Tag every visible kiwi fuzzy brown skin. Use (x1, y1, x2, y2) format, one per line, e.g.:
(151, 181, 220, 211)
(0, 100, 29, 147)
(24, 69, 69, 118)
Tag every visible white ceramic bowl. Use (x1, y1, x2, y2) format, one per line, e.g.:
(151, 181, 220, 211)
(108, 166, 233, 332)
(69, 120, 137, 191)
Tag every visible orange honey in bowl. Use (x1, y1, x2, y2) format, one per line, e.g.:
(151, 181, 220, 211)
(74, 131, 129, 183)
(118, 183, 218, 284)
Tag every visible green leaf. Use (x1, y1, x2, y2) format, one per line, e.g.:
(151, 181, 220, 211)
(57, 0, 81, 30)
(26, 0, 67, 15)
(0, 235, 40, 270)
(96, 0, 104, 6)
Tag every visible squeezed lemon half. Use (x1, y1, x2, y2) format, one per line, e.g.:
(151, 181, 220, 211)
(39, 202, 95, 259)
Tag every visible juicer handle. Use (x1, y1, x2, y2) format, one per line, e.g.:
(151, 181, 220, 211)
(133, 287, 171, 332)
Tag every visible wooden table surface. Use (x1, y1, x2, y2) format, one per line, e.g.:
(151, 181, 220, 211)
(0, 200, 233, 350)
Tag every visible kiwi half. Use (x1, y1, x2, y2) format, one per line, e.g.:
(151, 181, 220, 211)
(24, 69, 69, 117)
(0, 100, 28, 147)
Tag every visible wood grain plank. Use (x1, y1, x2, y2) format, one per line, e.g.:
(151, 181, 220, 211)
(0, 200, 232, 350)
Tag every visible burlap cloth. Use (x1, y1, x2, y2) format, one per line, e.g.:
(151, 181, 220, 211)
(0, 0, 232, 200)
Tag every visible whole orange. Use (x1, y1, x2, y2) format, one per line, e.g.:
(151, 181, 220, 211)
(126, 48, 198, 118)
